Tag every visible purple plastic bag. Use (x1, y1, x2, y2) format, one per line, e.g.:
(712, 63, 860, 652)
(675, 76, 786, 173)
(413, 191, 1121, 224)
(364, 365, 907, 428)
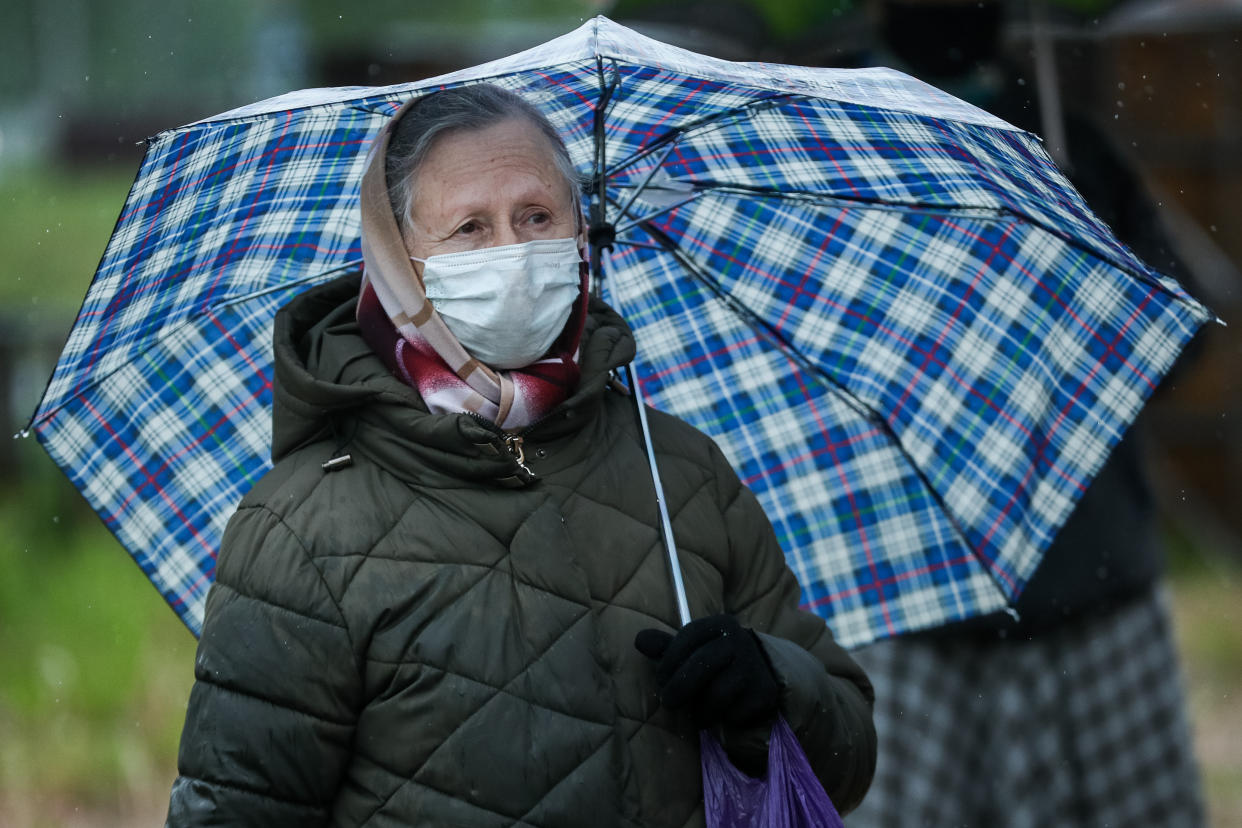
(701, 715, 845, 828)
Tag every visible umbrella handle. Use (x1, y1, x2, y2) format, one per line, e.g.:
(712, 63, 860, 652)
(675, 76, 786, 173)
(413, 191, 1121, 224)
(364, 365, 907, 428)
(626, 363, 693, 627)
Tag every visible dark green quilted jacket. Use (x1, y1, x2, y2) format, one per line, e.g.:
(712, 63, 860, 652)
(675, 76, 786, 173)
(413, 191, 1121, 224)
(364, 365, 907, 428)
(167, 273, 875, 827)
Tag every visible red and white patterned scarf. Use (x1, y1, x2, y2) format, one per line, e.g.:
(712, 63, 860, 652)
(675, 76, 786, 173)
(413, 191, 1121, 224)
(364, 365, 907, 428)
(355, 97, 587, 430)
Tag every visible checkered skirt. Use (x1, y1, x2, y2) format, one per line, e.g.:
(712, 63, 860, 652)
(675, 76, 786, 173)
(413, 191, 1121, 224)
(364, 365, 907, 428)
(845, 585, 1205, 827)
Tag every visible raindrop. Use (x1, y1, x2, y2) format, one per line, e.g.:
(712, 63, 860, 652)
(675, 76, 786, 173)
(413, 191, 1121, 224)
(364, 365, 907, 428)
(1117, 81, 1126, 90)
(1210, 225, 1218, 232)
(52, 515, 59, 523)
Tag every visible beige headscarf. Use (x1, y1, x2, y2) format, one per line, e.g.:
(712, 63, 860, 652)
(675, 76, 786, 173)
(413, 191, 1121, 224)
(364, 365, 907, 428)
(355, 96, 588, 429)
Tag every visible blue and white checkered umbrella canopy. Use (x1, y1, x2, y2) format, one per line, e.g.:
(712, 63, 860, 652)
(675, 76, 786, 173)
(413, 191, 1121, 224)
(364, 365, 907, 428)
(29, 17, 1210, 646)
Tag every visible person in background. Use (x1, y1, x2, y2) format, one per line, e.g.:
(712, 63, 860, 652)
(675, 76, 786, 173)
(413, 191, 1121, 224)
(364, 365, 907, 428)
(840, 2, 1206, 825)
(165, 83, 876, 827)
(609, 0, 1207, 823)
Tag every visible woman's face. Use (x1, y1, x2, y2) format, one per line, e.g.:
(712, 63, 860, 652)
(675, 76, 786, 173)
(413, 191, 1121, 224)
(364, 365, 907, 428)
(404, 118, 580, 266)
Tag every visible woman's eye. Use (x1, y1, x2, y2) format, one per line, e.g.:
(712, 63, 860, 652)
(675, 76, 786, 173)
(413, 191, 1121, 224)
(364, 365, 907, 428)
(455, 221, 478, 235)
(528, 212, 551, 226)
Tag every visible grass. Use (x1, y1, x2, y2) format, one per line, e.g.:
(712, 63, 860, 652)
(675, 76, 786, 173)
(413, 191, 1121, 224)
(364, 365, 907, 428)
(0, 163, 137, 313)
(0, 440, 196, 826)
(1, 161, 196, 825)
(1166, 541, 1242, 827)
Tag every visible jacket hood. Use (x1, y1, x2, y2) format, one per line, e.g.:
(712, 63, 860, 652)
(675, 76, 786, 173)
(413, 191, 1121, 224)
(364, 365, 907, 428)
(269, 271, 636, 484)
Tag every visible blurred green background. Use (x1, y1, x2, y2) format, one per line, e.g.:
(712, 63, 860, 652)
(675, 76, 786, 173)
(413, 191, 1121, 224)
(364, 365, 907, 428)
(2, 1, 1239, 825)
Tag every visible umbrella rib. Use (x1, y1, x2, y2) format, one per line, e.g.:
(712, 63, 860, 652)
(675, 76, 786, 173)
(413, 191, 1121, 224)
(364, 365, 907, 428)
(612, 141, 680, 222)
(601, 94, 799, 181)
(636, 220, 983, 585)
(612, 193, 705, 235)
(211, 258, 364, 310)
(636, 220, 876, 422)
(702, 183, 1176, 289)
(588, 55, 622, 298)
(628, 180, 1204, 310)
(28, 258, 364, 430)
(611, 239, 667, 252)
(692, 183, 1011, 219)
(25, 136, 164, 435)
(602, 99, 1201, 307)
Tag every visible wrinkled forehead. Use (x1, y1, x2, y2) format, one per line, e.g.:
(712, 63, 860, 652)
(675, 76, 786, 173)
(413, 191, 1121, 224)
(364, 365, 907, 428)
(433, 117, 556, 167)
(411, 116, 579, 209)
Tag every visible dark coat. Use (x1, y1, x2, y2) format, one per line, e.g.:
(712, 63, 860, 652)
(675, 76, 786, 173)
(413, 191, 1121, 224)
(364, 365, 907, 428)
(166, 273, 876, 827)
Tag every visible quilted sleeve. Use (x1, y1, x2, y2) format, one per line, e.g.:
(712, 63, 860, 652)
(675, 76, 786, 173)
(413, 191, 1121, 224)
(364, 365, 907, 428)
(166, 504, 361, 827)
(711, 445, 878, 815)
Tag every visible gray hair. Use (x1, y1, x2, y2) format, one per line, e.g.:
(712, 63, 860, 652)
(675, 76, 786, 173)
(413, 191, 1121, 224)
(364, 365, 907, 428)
(385, 84, 582, 241)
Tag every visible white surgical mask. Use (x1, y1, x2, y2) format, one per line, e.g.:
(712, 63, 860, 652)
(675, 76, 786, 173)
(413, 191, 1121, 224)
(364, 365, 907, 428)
(414, 237, 582, 370)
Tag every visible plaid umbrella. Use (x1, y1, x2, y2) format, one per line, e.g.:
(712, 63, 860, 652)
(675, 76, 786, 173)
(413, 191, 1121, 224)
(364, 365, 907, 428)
(28, 17, 1210, 646)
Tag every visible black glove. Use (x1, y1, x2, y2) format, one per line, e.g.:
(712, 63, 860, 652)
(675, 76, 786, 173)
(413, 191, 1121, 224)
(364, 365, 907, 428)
(634, 614, 780, 728)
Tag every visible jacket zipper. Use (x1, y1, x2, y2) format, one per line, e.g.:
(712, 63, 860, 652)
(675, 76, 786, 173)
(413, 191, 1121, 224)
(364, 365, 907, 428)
(503, 434, 532, 476)
(467, 366, 626, 473)
(465, 411, 535, 478)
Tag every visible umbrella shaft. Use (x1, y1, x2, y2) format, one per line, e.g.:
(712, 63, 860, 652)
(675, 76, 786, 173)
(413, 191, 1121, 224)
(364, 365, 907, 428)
(627, 364, 693, 627)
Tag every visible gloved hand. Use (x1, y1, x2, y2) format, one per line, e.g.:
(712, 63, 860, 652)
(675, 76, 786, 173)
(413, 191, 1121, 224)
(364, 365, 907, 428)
(634, 614, 780, 729)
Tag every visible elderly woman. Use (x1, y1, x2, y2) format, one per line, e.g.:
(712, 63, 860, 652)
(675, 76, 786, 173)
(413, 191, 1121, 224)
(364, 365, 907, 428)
(167, 84, 875, 827)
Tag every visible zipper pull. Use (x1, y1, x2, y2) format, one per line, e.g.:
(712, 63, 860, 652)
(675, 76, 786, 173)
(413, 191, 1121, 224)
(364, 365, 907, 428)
(321, 454, 353, 472)
(504, 434, 532, 475)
